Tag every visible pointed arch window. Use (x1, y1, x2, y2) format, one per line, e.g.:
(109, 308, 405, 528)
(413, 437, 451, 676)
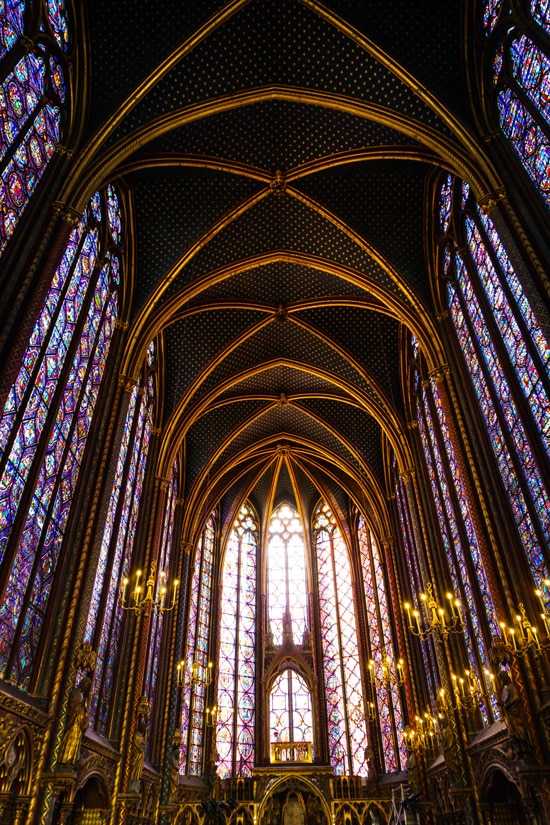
(269, 669, 313, 751)
(144, 460, 179, 715)
(0, 185, 122, 690)
(483, 1, 550, 206)
(357, 518, 406, 771)
(313, 501, 369, 776)
(180, 514, 216, 776)
(84, 342, 156, 735)
(267, 503, 308, 646)
(215, 502, 258, 779)
(413, 368, 495, 719)
(0, 0, 70, 255)
(437, 176, 550, 588)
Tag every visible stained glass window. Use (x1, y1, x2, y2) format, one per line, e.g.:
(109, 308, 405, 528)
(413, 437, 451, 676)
(0, 1, 70, 256)
(180, 515, 216, 776)
(0, 186, 121, 690)
(267, 503, 308, 646)
(144, 460, 179, 718)
(438, 176, 550, 589)
(215, 503, 257, 779)
(414, 372, 492, 719)
(485, 1, 550, 206)
(84, 346, 156, 735)
(357, 518, 406, 771)
(269, 669, 313, 753)
(314, 501, 369, 777)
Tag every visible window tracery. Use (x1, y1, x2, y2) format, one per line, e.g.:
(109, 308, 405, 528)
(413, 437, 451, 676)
(0, 185, 121, 690)
(314, 501, 369, 776)
(437, 175, 550, 589)
(484, 0, 550, 205)
(215, 503, 257, 779)
(0, 0, 70, 255)
(84, 342, 156, 734)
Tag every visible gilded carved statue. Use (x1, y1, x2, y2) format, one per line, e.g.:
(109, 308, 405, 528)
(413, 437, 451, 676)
(129, 695, 151, 792)
(59, 677, 92, 766)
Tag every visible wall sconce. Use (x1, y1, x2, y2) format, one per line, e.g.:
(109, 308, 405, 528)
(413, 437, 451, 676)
(191, 660, 213, 686)
(120, 562, 179, 616)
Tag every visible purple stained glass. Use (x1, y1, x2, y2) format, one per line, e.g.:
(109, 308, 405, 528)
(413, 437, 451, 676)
(498, 87, 550, 205)
(0, 0, 25, 59)
(448, 266, 550, 579)
(466, 214, 550, 456)
(439, 174, 452, 232)
(46, 0, 69, 50)
(511, 37, 550, 124)
(358, 519, 404, 771)
(483, 0, 503, 33)
(416, 377, 489, 719)
(0, 54, 45, 162)
(107, 184, 122, 243)
(0, 224, 97, 569)
(1, 103, 62, 254)
(145, 463, 178, 711)
(267, 504, 307, 646)
(93, 385, 153, 733)
(315, 502, 369, 777)
(215, 504, 257, 780)
(532, 0, 550, 31)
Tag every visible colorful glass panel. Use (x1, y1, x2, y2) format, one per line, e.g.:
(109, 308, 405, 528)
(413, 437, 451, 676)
(0, 187, 119, 687)
(315, 502, 369, 777)
(145, 462, 178, 711)
(270, 670, 313, 746)
(498, 87, 550, 206)
(532, 0, 550, 32)
(358, 519, 406, 770)
(216, 503, 257, 779)
(448, 271, 550, 578)
(267, 504, 307, 646)
(0, 0, 25, 59)
(483, 0, 503, 33)
(46, 0, 69, 50)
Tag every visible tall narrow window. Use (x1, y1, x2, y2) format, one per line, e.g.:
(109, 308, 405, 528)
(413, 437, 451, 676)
(0, 185, 121, 689)
(414, 369, 494, 719)
(267, 503, 308, 646)
(144, 460, 179, 714)
(181, 515, 216, 776)
(0, 0, 70, 255)
(215, 503, 258, 779)
(438, 175, 550, 588)
(84, 342, 156, 735)
(484, 1, 550, 206)
(358, 518, 406, 771)
(314, 501, 369, 776)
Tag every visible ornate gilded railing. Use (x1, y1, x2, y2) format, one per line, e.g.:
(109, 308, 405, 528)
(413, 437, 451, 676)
(270, 741, 313, 763)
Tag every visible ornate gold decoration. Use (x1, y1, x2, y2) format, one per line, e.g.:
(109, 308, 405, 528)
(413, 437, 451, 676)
(120, 561, 179, 616)
(477, 188, 506, 214)
(54, 145, 74, 159)
(75, 643, 97, 674)
(270, 169, 286, 195)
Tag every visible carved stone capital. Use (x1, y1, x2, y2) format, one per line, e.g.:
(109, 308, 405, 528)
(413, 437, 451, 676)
(428, 365, 450, 384)
(399, 468, 415, 483)
(118, 375, 138, 393)
(477, 188, 506, 214)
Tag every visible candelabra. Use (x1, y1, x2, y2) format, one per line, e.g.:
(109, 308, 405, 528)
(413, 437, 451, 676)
(368, 651, 405, 689)
(205, 705, 219, 728)
(192, 660, 213, 686)
(403, 583, 464, 640)
(403, 708, 437, 753)
(120, 562, 179, 615)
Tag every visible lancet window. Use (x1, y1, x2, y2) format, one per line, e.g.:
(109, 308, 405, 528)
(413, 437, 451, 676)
(84, 343, 156, 735)
(483, 0, 550, 206)
(215, 503, 258, 778)
(0, 0, 70, 256)
(313, 501, 369, 776)
(437, 175, 550, 590)
(144, 460, 179, 715)
(357, 518, 406, 771)
(181, 515, 216, 776)
(0, 185, 122, 690)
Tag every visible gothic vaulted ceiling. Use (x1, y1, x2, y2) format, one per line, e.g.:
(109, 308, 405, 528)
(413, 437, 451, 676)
(65, 0, 501, 539)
